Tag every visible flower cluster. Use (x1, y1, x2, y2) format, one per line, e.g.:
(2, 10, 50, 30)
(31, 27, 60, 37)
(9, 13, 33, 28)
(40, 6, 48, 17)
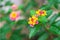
(36, 10, 47, 16)
(9, 11, 20, 21)
(28, 16, 38, 27)
(28, 10, 47, 27)
(9, 4, 20, 21)
(11, 4, 18, 11)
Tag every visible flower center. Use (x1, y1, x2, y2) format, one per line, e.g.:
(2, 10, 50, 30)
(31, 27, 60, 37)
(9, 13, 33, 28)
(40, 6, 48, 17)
(11, 13, 17, 18)
(39, 11, 44, 14)
(31, 18, 34, 22)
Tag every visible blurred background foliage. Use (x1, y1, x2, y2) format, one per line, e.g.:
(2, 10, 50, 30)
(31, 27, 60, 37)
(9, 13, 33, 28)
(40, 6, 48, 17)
(0, 0, 60, 40)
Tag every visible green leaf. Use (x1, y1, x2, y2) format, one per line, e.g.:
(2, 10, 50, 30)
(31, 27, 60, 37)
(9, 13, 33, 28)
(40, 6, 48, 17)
(10, 34, 22, 40)
(49, 26, 60, 35)
(0, 16, 11, 22)
(58, 0, 60, 3)
(0, 9, 5, 14)
(30, 10, 36, 16)
(54, 3, 58, 9)
(40, 5, 47, 10)
(38, 16, 47, 23)
(0, 23, 11, 34)
(40, 5, 51, 10)
(0, 17, 4, 22)
(54, 20, 60, 29)
(5, 1, 13, 6)
(48, 0, 60, 9)
(53, 0, 60, 9)
(0, 23, 11, 40)
(12, 27, 22, 34)
(48, 0, 54, 4)
(46, 10, 53, 17)
(40, 0, 53, 10)
(49, 14, 59, 25)
(18, 4, 24, 10)
(53, 37, 60, 40)
(31, 0, 38, 7)
(38, 32, 49, 40)
(7, 9, 12, 14)
(10, 27, 23, 40)
(0, 0, 3, 2)
(4, 16, 12, 23)
(16, 20, 27, 25)
(0, 4, 3, 8)
(29, 25, 41, 38)
(23, 2, 32, 12)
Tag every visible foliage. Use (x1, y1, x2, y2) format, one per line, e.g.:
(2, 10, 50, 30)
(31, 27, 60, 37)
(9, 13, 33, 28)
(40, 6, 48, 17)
(0, 0, 60, 40)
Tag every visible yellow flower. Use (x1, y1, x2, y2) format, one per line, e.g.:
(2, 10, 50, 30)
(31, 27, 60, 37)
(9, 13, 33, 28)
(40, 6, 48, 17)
(10, 12, 17, 18)
(36, 10, 47, 16)
(9, 11, 20, 21)
(28, 16, 38, 27)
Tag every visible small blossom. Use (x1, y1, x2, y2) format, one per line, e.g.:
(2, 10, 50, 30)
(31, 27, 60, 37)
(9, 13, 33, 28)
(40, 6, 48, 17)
(11, 4, 18, 10)
(9, 11, 20, 21)
(36, 10, 47, 16)
(28, 16, 38, 27)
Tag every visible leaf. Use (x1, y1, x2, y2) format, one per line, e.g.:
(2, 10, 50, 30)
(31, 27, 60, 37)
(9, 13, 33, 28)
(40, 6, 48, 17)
(54, 3, 58, 9)
(49, 26, 60, 35)
(53, 0, 60, 9)
(0, 23, 11, 34)
(13, 28, 22, 34)
(30, 10, 36, 16)
(40, 0, 54, 10)
(48, 0, 54, 4)
(16, 20, 27, 26)
(0, 0, 3, 2)
(18, 4, 24, 10)
(5, 1, 13, 6)
(38, 16, 47, 23)
(0, 4, 3, 8)
(54, 20, 60, 29)
(49, 14, 59, 25)
(10, 34, 22, 40)
(23, 2, 32, 12)
(0, 17, 4, 22)
(31, 0, 38, 7)
(0, 9, 5, 14)
(10, 27, 23, 40)
(0, 16, 11, 23)
(58, 0, 60, 3)
(4, 16, 12, 23)
(7, 9, 12, 14)
(48, 0, 60, 9)
(38, 32, 49, 40)
(40, 5, 51, 10)
(53, 37, 60, 40)
(29, 24, 41, 38)
(46, 10, 53, 17)
(0, 23, 11, 40)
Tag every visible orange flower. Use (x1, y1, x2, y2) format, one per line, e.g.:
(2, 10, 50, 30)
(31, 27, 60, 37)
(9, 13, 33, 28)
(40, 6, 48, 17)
(36, 10, 47, 16)
(28, 16, 38, 27)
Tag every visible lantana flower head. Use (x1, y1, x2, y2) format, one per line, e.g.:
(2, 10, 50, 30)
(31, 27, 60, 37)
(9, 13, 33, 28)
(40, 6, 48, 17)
(9, 11, 20, 21)
(36, 10, 47, 16)
(28, 16, 38, 27)
(11, 4, 18, 10)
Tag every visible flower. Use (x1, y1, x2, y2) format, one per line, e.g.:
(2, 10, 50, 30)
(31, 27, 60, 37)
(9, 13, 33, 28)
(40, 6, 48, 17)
(11, 4, 18, 10)
(36, 10, 47, 16)
(9, 11, 20, 21)
(28, 16, 38, 27)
